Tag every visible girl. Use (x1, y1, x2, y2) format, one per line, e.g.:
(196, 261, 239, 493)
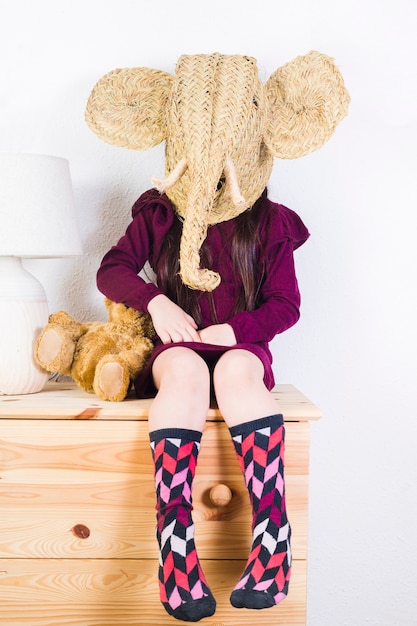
(96, 186, 309, 621)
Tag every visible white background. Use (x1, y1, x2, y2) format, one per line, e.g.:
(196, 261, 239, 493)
(1, 1, 416, 624)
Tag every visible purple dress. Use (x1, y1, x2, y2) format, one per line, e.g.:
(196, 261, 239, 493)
(96, 189, 309, 398)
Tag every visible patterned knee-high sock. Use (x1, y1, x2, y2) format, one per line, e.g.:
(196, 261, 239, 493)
(229, 414, 292, 610)
(150, 428, 216, 622)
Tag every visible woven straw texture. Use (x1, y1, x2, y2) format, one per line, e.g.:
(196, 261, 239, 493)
(85, 51, 349, 291)
(265, 50, 350, 159)
(85, 67, 172, 150)
(163, 54, 272, 290)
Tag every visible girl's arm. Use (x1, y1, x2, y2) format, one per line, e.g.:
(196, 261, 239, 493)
(197, 240, 301, 346)
(226, 239, 302, 344)
(97, 201, 200, 342)
(97, 247, 163, 313)
(96, 207, 164, 312)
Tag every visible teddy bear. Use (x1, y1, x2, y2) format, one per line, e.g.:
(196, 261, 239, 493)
(35, 298, 155, 402)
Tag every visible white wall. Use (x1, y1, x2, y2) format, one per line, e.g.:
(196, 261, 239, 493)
(2, 1, 416, 624)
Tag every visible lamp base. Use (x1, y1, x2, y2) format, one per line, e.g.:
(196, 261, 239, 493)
(0, 257, 49, 395)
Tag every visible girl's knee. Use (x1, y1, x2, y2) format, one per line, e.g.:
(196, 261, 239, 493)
(153, 347, 210, 393)
(149, 348, 210, 430)
(213, 350, 264, 391)
(213, 351, 275, 427)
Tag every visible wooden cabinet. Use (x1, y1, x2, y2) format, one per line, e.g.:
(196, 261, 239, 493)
(0, 382, 321, 625)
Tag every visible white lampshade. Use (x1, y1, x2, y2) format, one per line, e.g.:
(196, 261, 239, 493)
(0, 153, 82, 257)
(0, 153, 82, 395)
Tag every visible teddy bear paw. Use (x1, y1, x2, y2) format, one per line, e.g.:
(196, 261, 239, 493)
(36, 328, 75, 373)
(93, 356, 131, 402)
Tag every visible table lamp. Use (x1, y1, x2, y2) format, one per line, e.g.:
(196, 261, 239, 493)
(0, 153, 82, 395)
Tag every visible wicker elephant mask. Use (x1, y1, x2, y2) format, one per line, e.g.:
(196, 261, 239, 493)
(86, 51, 349, 291)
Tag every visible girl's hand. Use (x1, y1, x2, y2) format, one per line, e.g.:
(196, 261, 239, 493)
(198, 324, 236, 346)
(148, 294, 201, 344)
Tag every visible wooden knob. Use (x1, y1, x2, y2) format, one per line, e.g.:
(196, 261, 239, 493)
(209, 484, 232, 507)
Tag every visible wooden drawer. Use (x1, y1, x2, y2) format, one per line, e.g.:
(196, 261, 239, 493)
(0, 559, 307, 625)
(0, 382, 320, 625)
(0, 420, 309, 560)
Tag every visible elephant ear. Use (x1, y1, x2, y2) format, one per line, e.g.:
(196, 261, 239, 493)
(85, 67, 173, 150)
(264, 51, 350, 159)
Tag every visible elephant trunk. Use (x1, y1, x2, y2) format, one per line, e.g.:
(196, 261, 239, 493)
(179, 153, 247, 291)
(153, 153, 245, 291)
(162, 54, 259, 291)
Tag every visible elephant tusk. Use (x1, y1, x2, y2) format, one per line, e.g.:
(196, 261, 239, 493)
(151, 157, 188, 193)
(224, 157, 246, 207)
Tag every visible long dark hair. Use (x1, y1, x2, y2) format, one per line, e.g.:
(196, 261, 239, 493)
(154, 196, 265, 325)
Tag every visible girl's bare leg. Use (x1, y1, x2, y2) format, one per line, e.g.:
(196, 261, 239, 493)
(213, 349, 291, 611)
(213, 349, 278, 428)
(148, 347, 215, 621)
(148, 346, 211, 432)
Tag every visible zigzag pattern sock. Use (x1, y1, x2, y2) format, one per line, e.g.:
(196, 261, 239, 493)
(229, 414, 292, 610)
(150, 428, 216, 622)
